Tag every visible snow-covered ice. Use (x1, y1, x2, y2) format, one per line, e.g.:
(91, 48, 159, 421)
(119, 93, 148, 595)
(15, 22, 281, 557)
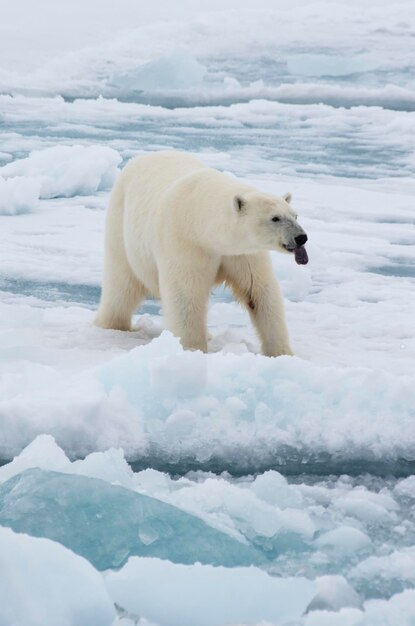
(0, 526, 115, 626)
(1, 0, 415, 624)
(105, 557, 316, 626)
(0, 145, 121, 199)
(0, 176, 40, 215)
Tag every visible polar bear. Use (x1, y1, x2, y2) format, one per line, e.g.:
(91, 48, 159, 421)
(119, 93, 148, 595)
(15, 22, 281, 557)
(95, 151, 308, 356)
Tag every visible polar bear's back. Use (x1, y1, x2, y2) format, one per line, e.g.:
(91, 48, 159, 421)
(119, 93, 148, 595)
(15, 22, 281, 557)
(122, 151, 208, 244)
(121, 151, 208, 208)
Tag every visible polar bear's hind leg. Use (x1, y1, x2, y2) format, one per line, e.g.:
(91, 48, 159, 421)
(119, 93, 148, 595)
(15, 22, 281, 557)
(95, 250, 147, 332)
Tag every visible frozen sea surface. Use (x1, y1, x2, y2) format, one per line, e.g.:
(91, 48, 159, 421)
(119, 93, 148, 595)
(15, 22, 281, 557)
(1, 1, 415, 624)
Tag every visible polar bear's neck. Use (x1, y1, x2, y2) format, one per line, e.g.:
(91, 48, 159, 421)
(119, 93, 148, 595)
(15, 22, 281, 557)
(166, 168, 258, 256)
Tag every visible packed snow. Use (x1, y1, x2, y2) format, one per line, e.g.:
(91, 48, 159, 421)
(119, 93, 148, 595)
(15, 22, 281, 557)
(1, 0, 415, 624)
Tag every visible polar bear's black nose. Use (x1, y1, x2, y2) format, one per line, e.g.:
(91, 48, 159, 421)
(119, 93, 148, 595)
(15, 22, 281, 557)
(295, 234, 308, 247)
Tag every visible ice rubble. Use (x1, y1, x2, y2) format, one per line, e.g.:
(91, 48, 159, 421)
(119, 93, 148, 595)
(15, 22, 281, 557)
(351, 548, 415, 598)
(3, 94, 415, 181)
(1, 438, 414, 588)
(1, 329, 414, 471)
(395, 476, 415, 499)
(0, 468, 262, 569)
(0, 526, 115, 626)
(302, 591, 415, 626)
(1, 437, 415, 626)
(0, 145, 121, 199)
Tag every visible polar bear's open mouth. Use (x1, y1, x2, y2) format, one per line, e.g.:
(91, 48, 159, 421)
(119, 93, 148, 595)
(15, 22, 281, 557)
(283, 244, 309, 265)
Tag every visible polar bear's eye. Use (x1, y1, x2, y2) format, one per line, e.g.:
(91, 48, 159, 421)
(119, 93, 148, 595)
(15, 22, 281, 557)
(271, 216, 280, 222)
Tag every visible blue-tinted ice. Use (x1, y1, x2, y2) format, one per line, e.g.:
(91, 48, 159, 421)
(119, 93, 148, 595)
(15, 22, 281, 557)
(0, 468, 263, 570)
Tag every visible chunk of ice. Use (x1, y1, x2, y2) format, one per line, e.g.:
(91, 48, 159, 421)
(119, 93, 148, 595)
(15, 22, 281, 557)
(109, 52, 206, 93)
(0, 145, 121, 199)
(105, 556, 317, 626)
(0, 175, 40, 215)
(303, 590, 415, 626)
(0, 526, 115, 626)
(307, 575, 363, 612)
(0, 468, 263, 570)
(0, 434, 70, 483)
(351, 548, 415, 598)
(315, 526, 372, 555)
(395, 476, 415, 499)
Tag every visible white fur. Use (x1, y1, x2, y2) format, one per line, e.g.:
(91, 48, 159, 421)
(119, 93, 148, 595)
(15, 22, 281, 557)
(95, 151, 306, 356)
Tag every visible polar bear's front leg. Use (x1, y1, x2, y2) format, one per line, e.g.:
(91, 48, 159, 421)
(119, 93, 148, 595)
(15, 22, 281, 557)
(221, 253, 293, 357)
(248, 283, 294, 357)
(159, 255, 218, 353)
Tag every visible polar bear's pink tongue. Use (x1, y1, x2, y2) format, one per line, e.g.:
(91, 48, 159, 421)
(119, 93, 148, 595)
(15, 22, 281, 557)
(294, 246, 308, 265)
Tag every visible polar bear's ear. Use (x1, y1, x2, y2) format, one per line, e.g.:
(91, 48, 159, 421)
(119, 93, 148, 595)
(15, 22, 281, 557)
(233, 195, 247, 213)
(283, 192, 292, 204)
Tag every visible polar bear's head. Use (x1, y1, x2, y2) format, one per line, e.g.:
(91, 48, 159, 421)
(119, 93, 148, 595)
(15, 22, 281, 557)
(233, 191, 308, 264)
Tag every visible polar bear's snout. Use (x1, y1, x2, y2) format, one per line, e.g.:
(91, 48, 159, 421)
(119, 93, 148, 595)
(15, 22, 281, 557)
(281, 221, 307, 251)
(295, 233, 307, 247)
(281, 221, 309, 265)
